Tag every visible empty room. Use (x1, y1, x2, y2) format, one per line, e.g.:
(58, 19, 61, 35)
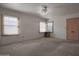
(0, 3, 79, 56)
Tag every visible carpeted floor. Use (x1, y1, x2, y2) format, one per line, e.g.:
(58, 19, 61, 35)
(0, 38, 79, 56)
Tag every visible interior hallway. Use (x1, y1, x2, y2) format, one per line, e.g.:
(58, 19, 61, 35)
(0, 38, 79, 56)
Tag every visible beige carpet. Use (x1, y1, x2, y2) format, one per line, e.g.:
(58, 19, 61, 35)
(0, 38, 79, 56)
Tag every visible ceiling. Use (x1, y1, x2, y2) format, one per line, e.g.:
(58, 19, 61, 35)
(0, 3, 79, 18)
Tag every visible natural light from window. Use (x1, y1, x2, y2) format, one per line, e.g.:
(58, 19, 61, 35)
(40, 22, 46, 32)
(40, 21, 53, 32)
(3, 15, 19, 35)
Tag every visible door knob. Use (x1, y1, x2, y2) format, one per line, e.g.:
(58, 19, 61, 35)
(71, 31, 74, 33)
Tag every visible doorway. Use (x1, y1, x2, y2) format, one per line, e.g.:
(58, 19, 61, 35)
(67, 18, 79, 40)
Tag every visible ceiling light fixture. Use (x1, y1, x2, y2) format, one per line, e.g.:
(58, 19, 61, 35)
(41, 5, 48, 16)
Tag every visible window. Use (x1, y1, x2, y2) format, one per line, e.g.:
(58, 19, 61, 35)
(47, 22, 53, 32)
(40, 22, 46, 32)
(2, 15, 19, 35)
(40, 21, 53, 32)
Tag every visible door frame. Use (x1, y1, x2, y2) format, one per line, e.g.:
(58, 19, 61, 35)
(66, 17, 79, 40)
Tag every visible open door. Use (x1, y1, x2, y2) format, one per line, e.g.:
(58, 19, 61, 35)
(67, 18, 79, 40)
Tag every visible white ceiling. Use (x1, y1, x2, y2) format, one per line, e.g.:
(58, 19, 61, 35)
(0, 3, 79, 18)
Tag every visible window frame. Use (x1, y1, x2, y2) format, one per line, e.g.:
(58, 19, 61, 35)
(1, 15, 20, 36)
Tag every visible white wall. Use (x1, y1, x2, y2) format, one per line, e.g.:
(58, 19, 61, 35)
(50, 13, 79, 40)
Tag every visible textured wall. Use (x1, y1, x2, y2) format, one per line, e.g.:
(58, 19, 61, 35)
(0, 7, 45, 45)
